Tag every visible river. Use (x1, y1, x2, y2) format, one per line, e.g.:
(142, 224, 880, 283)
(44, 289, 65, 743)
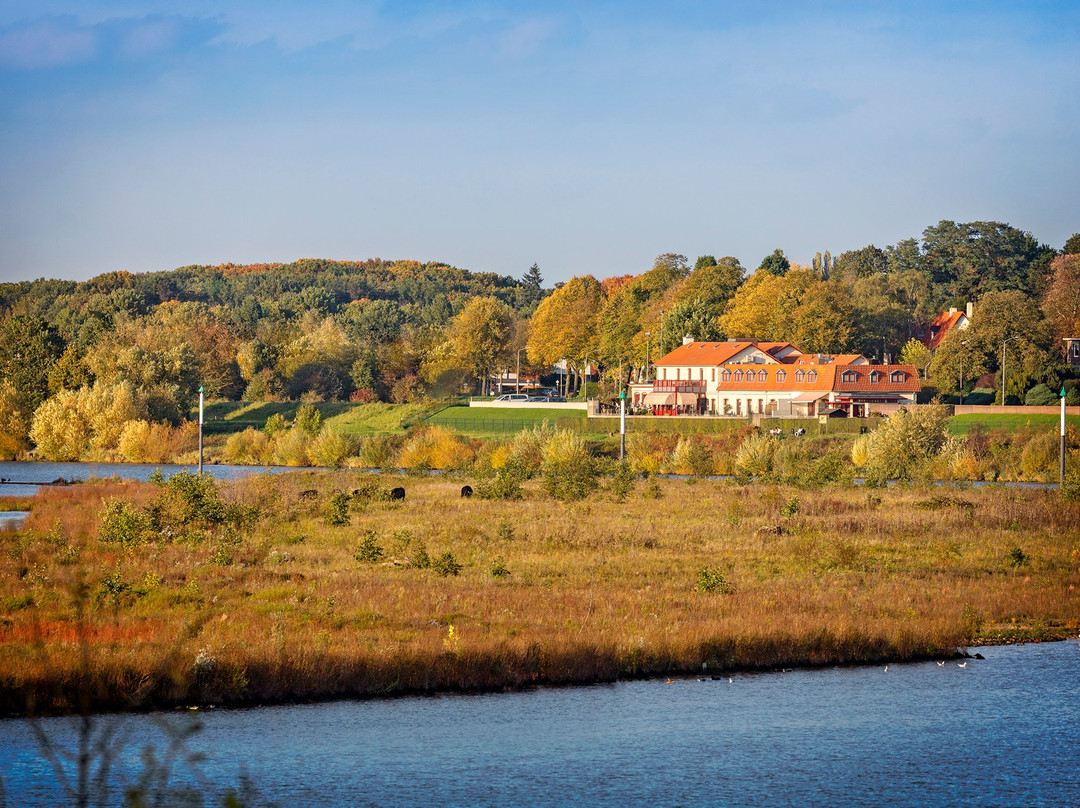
(1, 641, 1077, 807)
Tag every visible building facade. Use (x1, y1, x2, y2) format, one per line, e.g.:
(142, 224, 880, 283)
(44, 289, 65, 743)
(629, 339, 920, 417)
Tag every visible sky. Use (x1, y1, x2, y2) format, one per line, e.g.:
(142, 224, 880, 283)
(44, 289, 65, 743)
(1, 1, 1078, 286)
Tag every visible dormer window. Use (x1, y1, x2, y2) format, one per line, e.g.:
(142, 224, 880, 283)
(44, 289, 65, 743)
(722, 370, 731, 382)
(757, 370, 767, 382)
(795, 370, 805, 382)
(869, 370, 882, 383)
(890, 370, 906, 383)
(734, 370, 744, 382)
(807, 370, 817, 382)
(776, 370, 786, 382)
(841, 370, 857, 383)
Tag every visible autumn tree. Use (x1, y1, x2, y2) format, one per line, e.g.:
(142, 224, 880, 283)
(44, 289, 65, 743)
(529, 275, 603, 393)
(449, 296, 516, 394)
(1043, 254, 1080, 356)
(899, 338, 933, 378)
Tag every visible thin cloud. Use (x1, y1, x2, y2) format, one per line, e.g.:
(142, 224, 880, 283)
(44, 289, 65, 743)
(0, 17, 96, 70)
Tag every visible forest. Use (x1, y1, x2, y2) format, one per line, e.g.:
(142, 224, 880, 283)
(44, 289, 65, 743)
(0, 220, 1078, 462)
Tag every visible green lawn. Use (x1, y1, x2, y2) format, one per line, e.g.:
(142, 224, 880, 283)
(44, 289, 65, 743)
(949, 412, 1078, 435)
(201, 401, 438, 436)
(425, 405, 586, 436)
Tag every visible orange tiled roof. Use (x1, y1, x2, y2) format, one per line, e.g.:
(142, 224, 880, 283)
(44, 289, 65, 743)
(654, 341, 779, 367)
(921, 311, 967, 350)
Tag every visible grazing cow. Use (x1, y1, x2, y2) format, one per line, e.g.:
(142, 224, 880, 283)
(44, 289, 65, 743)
(389, 487, 405, 501)
(460, 485, 473, 498)
(298, 489, 318, 501)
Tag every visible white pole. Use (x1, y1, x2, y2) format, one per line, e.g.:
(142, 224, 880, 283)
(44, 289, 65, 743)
(1062, 386, 1067, 485)
(198, 385, 204, 475)
(620, 396, 626, 461)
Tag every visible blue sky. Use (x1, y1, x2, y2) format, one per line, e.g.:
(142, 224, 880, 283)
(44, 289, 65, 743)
(1, 1, 1078, 285)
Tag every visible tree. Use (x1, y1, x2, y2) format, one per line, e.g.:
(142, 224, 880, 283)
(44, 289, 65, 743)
(920, 220, 1052, 299)
(833, 245, 888, 280)
(694, 255, 718, 271)
(0, 382, 32, 459)
(1043, 254, 1080, 355)
(0, 314, 64, 414)
(450, 296, 516, 394)
(1064, 234, 1080, 255)
(528, 276, 603, 387)
(758, 249, 790, 277)
(788, 281, 857, 353)
(899, 338, 933, 378)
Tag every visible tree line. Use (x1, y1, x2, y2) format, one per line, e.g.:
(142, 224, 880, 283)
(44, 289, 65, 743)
(0, 222, 1078, 459)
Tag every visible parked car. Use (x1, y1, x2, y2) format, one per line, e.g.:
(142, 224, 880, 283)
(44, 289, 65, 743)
(494, 393, 529, 401)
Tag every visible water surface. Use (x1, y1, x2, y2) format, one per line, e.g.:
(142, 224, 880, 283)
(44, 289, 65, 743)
(2, 641, 1077, 807)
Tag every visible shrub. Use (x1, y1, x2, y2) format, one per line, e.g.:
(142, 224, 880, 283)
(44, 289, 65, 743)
(695, 566, 733, 594)
(0, 382, 32, 460)
(325, 492, 351, 526)
(307, 429, 358, 469)
(781, 496, 799, 518)
(1006, 547, 1029, 568)
(354, 434, 397, 469)
(354, 530, 383, 563)
(271, 429, 313, 467)
(496, 520, 515, 541)
(476, 460, 526, 500)
(668, 436, 714, 477)
(1025, 384, 1057, 406)
(860, 405, 950, 481)
(397, 426, 474, 471)
(540, 428, 599, 501)
(263, 412, 287, 437)
(155, 471, 227, 528)
(1020, 433, 1057, 480)
(98, 499, 152, 547)
(411, 543, 431, 569)
(223, 427, 271, 464)
(608, 461, 636, 502)
(733, 432, 777, 476)
(489, 558, 510, 577)
(293, 403, 323, 435)
(432, 551, 462, 577)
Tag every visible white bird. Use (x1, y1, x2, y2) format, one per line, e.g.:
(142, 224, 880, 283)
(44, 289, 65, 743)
(958, 662, 967, 668)
(728, 677, 733, 683)
(937, 661, 945, 666)
(884, 665, 888, 672)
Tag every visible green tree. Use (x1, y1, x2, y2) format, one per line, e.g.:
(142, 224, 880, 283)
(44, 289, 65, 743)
(758, 249, 790, 277)
(899, 338, 933, 378)
(0, 314, 64, 414)
(833, 245, 888, 280)
(1063, 234, 1080, 255)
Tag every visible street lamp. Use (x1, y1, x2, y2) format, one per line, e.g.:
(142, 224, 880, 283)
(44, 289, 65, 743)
(581, 354, 590, 400)
(659, 310, 665, 357)
(645, 331, 651, 382)
(1001, 336, 1020, 406)
(515, 346, 533, 395)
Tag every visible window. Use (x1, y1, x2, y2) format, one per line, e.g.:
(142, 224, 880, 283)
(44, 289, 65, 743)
(890, 370, 906, 383)
(776, 370, 786, 383)
(699, 368, 704, 380)
(711, 368, 716, 381)
(757, 370, 767, 382)
(662, 368, 668, 380)
(807, 370, 817, 383)
(734, 370, 743, 382)
(795, 370, 805, 382)
(869, 370, 881, 383)
(722, 369, 731, 382)
(841, 370, 856, 383)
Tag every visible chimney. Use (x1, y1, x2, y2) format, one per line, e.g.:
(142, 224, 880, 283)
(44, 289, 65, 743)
(966, 301, 973, 319)
(683, 335, 694, 346)
(948, 307, 957, 314)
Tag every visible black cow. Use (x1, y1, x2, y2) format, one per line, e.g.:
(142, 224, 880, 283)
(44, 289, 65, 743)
(389, 487, 406, 501)
(460, 485, 473, 498)
(298, 489, 318, 501)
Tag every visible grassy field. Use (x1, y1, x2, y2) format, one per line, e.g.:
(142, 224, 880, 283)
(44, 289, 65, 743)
(949, 412, 1079, 435)
(425, 405, 587, 436)
(202, 401, 438, 436)
(2, 472, 1077, 715)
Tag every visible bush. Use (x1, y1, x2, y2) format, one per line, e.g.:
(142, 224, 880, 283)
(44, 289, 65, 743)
(271, 429, 313, 466)
(1025, 384, 1057, 406)
(354, 434, 398, 469)
(325, 492, 351, 526)
(307, 429, 358, 469)
(293, 403, 323, 435)
(540, 429, 599, 501)
(354, 530, 383, 563)
(118, 420, 199, 464)
(432, 551, 462, 577)
(608, 461, 636, 502)
(859, 405, 950, 481)
(695, 566, 733, 594)
(1020, 433, 1057, 480)
(223, 427, 271, 464)
(668, 436, 714, 477)
(733, 432, 777, 476)
(98, 498, 152, 547)
(397, 426, 474, 471)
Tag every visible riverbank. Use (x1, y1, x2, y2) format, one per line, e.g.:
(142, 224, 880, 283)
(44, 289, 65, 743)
(2, 472, 1078, 715)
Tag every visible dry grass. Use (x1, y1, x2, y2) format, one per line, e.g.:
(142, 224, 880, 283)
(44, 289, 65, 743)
(2, 473, 1078, 714)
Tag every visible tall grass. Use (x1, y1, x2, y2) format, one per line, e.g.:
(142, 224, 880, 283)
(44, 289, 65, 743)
(3, 473, 1078, 714)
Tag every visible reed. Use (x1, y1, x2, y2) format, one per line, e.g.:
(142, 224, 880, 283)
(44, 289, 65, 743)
(2, 473, 1077, 714)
